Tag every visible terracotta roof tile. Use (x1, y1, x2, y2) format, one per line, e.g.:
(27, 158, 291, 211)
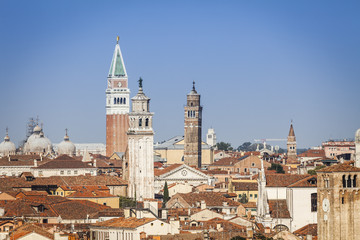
(287, 175, 317, 188)
(266, 174, 310, 187)
(298, 149, 325, 158)
(92, 217, 156, 228)
(154, 164, 182, 176)
(231, 182, 258, 191)
(209, 158, 239, 166)
(317, 162, 360, 172)
(10, 223, 54, 240)
(67, 190, 115, 198)
(294, 223, 317, 236)
(176, 192, 240, 207)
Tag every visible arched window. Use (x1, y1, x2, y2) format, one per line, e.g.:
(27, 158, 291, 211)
(343, 175, 346, 188)
(354, 175, 357, 188)
(114, 98, 116, 104)
(188, 111, 190, 117)
(311, 193, 317, 212)
(145, 118, 149, 127)
(347, 175, 352, 188)
(124, 98, 126, 104)
(117, 98, 120, 104)
(191, 102, 193, 106)
(139, 118, 142, 127)
(120, 98, 123, 104)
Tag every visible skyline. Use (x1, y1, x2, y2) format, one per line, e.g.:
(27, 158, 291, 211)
(1, 1, 360, 149)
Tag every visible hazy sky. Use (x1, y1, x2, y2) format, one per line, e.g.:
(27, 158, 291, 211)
(0, 0, 359, 149)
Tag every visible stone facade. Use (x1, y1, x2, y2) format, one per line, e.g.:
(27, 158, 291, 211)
(106, 38, 130, 156)
(317, 164, 360, 240)
(125, 81, 154, 201)
(184, 82, 202, 168)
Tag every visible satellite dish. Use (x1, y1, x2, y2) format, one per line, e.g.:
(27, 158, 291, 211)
(275, 145, 280, 151)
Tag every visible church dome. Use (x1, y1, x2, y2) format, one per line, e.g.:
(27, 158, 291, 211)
(356, 128, 360, 143)
(24, 128, 52, 154)
(57, 132, 76, 156)
(0, 133, 16, 156)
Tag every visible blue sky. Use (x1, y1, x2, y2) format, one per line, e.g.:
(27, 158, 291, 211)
(0, 0, 359, 149)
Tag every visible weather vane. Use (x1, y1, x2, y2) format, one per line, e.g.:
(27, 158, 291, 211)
(117, 36, 119, 44)
(192, 81, 195, 91)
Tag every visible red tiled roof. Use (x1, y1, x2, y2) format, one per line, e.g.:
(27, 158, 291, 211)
(154, 164, 182, 176)
(231, 182, 258, 191)
(34, 156, 95, 169)
(317, 162, 360, 172)
(92, 217, 156, 228)
(67, 190, 115, 198)
(210, 158, 239, 166)
(294, 223, 317, 236)
(287, 175, 317, 188)
(175, 192, 240, 207)
(268, 200, 290, 218)
(10, 223, 53, 240)
(266, 174, 310, 187)
(59, 185, 109, 191)
(298, 149, 325, 158)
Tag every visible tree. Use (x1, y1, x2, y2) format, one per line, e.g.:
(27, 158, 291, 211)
(237, 142, 252, 152)
(308, 165, 326, 175)
(268, 163, 285, 174)
(163, 181, 169, 206)
(239, 193, 248, 204)
(216, 142, 233, 151)
(119, 196, 136, 208)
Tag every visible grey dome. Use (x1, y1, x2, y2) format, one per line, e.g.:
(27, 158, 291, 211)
(24, 128, 52, 154)
(0, 134, 16, 156)
(57, 134, 76, 156)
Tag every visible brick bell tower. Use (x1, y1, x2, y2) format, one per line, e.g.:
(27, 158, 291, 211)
(287, 122, 297, 162)
(184, 81, 202, 168)
(106, 37, 130, 156)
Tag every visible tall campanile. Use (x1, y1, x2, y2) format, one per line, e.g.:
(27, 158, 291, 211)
(184, 82, 202, 168)
(106, 37, 130, 156)
(127, 78, 154, 200)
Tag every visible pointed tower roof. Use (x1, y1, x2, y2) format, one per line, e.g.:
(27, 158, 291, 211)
(108, 36, 127, 78)
(288, 123, 295, 137)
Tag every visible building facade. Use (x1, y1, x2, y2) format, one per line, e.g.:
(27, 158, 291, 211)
(126, 79, 154, 200)
(322, 140, 355, 159)
(317, 163, 360, 240)
(184, 82, 202, 168)
(106, 37, 130, 156)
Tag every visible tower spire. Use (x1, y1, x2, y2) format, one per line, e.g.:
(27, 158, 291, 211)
(108, 37, 127, 78)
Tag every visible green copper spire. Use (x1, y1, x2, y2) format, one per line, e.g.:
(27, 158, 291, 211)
(108, 37, 127, 78)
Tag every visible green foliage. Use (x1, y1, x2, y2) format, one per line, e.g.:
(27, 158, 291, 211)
(163, 181, 169, 206)
(216, 142, 233, 151)
(239, 193, 248, 204)
(230, 236, 246, 240)
(119, 196, 136, 208)
(308, 165, 326, 175)
(254, 233, 274, 240)
(268, 163, 285, 174)
(237, 142, 252, 151)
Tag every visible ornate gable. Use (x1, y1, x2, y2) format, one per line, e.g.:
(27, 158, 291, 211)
(158, 164, 210, 181)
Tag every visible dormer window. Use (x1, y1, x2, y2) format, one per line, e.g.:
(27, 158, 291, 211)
(308, 177, 317, 185)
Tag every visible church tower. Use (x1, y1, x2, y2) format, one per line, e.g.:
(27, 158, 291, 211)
(287, 122, 297, 160)
(355, 128, 360, 168)
(127, 78, 154, 200)
(106, 37, 130, 156)
(317, 161, 360, 240)
(184, 82, 202, 168)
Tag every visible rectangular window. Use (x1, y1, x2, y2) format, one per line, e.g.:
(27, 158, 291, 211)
(60, 171, 64, 175)
(311, 193, 317, 212)
(255, 194, 258, 198)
